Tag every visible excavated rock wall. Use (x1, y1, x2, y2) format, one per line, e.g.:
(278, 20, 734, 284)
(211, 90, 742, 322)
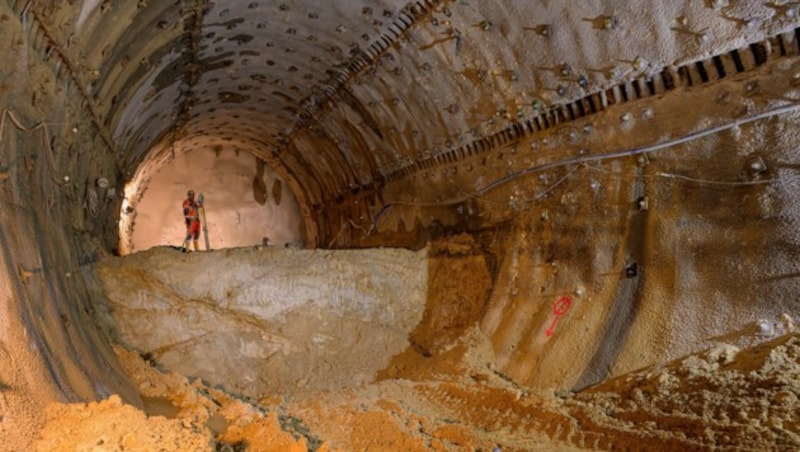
(96, 246, 430, 397)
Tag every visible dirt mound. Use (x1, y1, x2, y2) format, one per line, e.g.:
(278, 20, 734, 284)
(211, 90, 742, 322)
(564, 334, 800, 449)
(35, 331, 799, 450)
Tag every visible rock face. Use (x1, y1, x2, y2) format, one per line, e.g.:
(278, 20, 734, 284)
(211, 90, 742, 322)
(95, 246, 428, 397)
(130, 148, 303, 253)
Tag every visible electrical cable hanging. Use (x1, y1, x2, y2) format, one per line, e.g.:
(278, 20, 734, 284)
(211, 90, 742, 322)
(370, 101, 800, 231)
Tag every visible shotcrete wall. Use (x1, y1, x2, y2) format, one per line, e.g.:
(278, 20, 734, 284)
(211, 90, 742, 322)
(0, 2, 141, 445)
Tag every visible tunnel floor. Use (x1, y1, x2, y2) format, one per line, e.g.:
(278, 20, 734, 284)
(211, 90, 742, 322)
(30, 243, 800, 451)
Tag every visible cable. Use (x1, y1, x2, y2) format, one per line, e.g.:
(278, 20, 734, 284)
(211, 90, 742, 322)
(369, 164, 584, 233)
(586, 163, 797, 187)
(371, 101, 800, 229)
(654, 171, 781, 186)
(453, 164, 584, 206)
(0, 108, 56, 171)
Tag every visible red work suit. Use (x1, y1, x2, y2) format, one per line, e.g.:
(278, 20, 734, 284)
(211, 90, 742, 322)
(183, 198, 202, 240)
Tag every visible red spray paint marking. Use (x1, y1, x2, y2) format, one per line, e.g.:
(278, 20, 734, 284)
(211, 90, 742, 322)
(545, 296, 573, 338)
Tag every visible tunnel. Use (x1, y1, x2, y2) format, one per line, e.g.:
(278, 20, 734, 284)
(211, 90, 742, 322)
(1, 0, 800, 450)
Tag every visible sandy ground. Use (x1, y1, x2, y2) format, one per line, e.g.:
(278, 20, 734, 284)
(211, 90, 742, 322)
(34, 329, 800, 451)
(564, 333, 800, 449)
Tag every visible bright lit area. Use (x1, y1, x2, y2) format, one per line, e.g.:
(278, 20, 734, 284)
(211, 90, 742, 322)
(128, 148, 303, 253)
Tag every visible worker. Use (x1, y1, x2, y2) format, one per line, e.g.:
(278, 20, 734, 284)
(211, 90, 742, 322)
(182, 189, 202, 252)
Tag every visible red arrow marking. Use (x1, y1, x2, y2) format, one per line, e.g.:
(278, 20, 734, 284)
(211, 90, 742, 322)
(544, 317, 561, 337)
(545, 296, 573, 338)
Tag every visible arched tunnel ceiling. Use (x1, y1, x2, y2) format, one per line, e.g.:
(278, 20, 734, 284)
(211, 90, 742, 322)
(32, 0, 800, 230)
